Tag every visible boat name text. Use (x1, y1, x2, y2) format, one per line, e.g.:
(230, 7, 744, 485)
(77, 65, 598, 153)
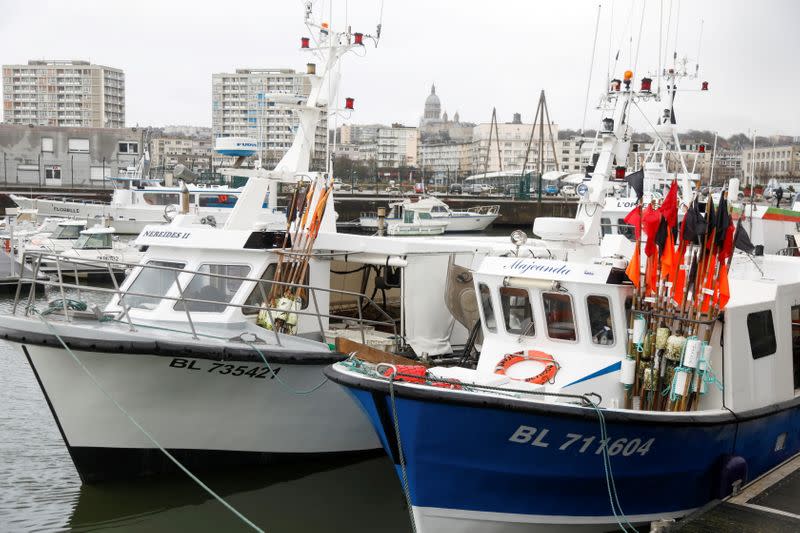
(142, 230, 191, 239)
(53, 206, 81, 214)
(509, 425, 654, 456)
(169, 357, 282, 379)
(504, 260, 572, 276)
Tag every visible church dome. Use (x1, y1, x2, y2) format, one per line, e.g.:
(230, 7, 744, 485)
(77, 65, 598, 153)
(423, 84, 441, 121)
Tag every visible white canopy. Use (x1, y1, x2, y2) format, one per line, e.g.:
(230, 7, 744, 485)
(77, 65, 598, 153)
(541, 170, 569, 182)
(562, 173, 587, 185)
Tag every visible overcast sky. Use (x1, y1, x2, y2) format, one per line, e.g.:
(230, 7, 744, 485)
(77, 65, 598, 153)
(1, 0, 798, 137)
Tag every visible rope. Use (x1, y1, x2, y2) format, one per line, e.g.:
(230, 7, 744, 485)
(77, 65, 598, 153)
(245, 341, 329, 395)
(32, 310, 264, 532)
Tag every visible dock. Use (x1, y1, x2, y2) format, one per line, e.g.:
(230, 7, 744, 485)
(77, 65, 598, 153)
(671, 453, 800, 532)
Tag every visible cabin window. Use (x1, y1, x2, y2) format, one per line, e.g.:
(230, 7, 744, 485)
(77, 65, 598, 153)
(601, 217, 612, 236)
(747, 309, 777, 359)
(242, 263, 310, 314)
(542, 292, 577, 341)
(51, 224, 84, 239)
(792, 305, 800, 389)
(199, 194, 238, 207)
(617, 218, 635, 241)
(500, 287, 534, 336)
(587, 295, 614, 345)
(479, 283, 497, 333)
(143, 193, 180, 206)
(74, 232, 112, 249)
(403, 210, 415, 223)
(124, 260, 185, 310)
(175, 264, 251, 313)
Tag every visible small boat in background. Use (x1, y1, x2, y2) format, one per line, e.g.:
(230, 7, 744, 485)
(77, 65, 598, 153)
(386, 209, 448, 236)
(361, 196, 499, 233)
(38, 225, 143, 280)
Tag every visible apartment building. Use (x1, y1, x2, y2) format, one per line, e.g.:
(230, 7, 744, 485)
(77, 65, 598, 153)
(376, 125, 418, 168)
(2, 60, 125, 128)
(211, 68, 327, 170)
(419, 141, 472, 179)
(742, 145, 800, 181)
(150, 136, 213, 174)
(471, 119, 559, 174)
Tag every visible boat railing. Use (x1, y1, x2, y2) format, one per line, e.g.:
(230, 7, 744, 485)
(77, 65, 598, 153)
(776, 247, 800, 257)
(465, 205, 500, 215)
(12, 251, 401, 351)
(359, 211, 377, 219)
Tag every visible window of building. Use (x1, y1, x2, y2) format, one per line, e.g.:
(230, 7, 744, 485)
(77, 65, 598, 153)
(479, 283, 497, 333)
(174, 264, 251, 313)
(90, 166, 107, 181)
(41, 137, 53, 152)
(44, 165, 61, 181)
(500, 287, 534, 336)
(542, 292, 577, 341)
(123, 260, 186, 310)
(67, 138, 89, 153)
(747, 309, 777, 359)
(118, 141, 139, 154)
(587, 295, 614, 345)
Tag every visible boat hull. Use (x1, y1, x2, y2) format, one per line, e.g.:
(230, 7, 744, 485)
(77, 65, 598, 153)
(20, 343, 381, 483)
(326, 367, 800, 532)
(360, 214, 497, 233)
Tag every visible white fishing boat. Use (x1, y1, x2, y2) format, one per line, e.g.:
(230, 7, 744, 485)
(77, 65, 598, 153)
(385, 209, 449, 236)
(9, 154, 284, 234)
(0, 8, 391, 483)
(360, 195, 499, 233)
(23, 219, 88, 254)
(37, 225, 143, 279)
(326, 52, 800, 532)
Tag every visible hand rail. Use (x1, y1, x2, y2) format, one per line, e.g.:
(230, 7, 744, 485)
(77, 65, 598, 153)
(14, 250, 401, 350)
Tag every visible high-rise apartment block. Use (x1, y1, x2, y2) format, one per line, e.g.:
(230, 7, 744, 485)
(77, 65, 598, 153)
(211, 68, 327, 169)
(2, 60, 125, 128)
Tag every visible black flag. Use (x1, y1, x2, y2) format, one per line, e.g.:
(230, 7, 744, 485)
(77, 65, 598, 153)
(734, 219, 755, 254)
(655, 215, 668, 253)
(626, 169, 644, 200)
(715, 194, 732, 247)
(682, 199, 707, 244)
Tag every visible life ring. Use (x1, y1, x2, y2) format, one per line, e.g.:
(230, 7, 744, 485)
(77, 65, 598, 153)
(218, 194, 229, 203)
(494, 350, 560, 385)
(3, 239, 10, 253)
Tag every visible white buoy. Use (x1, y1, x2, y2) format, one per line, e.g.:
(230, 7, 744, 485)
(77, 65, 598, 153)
(632, 316, 646, 344)
(620, 358, 636, 385)
(683, 339, 703, 368)
(700, 345, 712, 371)
(673, 371, 689, 397)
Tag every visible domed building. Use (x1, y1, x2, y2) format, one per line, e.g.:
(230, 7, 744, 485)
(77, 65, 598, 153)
(423, 84, 441, 123)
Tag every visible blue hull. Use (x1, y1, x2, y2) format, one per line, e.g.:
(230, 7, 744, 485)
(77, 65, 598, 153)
(327, 369, 800, 526)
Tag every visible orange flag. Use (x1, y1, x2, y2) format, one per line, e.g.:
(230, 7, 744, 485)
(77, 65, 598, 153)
(716, 263, 731, 310)
(672, 261, 686, 306)
(625, 243, 641, 289)
(700, 253, 717, 314)
(645, 253, 658, 295)
(660, 230, 675, 281)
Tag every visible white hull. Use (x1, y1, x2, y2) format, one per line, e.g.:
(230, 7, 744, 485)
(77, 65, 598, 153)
(12, 197, 234, 234)
(360, 214, 497, 233)
(411, 505, 690, 533)
(22, 343, 380, 454)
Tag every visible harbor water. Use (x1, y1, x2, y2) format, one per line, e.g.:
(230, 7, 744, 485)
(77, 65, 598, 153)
(0, 287, 411, 532)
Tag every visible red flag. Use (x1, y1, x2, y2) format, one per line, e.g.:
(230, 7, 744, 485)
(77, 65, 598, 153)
(672, 260, 687, 306)
(700, 253, 717, 314)
(659, 180, 680, 228)
(643, 205, 661, 256)
(719, 223, 735, 262)
(623, 206, 642, 240)
(625, 243, 641, 288)
(716, 264, 731, 309)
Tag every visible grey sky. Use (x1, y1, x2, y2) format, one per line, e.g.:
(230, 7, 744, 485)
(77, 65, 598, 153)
(1, 0, 798, 137)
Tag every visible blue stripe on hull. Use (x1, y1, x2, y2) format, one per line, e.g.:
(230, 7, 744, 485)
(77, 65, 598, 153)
(346, 387, 800, 521)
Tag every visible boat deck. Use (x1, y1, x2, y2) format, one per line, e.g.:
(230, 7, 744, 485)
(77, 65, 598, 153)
(672, 453, 800, 532)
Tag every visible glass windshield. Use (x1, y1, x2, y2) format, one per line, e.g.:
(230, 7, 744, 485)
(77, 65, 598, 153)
(123, 260, 185, 310)
(500, 287, 534, 335)
(243, 263, 310, 314)
(75, 232, 112, 249)
(198, 194, 238, 207)
(587, 295, 614, 345)
(142, 193, 179, 206)
(542, 292, 576, 341)
(52, 224, 84, 239)
(479, 283, 497, 333)
(174, 264, 251, 313)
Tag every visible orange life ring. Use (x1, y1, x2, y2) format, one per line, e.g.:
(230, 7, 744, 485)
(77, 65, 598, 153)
(218, 194, 229, 203)
(494, 350, 560, 385)
(3, 239, 9, 253)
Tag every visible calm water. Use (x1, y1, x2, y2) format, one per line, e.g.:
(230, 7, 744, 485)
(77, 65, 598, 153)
(0, 286, 411, 532)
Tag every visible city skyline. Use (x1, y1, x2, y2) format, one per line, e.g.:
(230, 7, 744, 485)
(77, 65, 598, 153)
(1, 0, 798, 137)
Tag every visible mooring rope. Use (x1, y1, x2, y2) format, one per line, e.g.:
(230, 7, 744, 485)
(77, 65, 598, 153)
(33, 311, 264, 532)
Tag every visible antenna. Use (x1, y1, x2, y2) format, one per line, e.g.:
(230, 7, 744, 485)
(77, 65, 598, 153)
(694, 19, 704, 76)
(581, 4, 602, 136)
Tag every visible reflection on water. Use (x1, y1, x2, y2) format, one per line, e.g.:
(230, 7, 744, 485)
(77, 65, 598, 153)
(0, 280, 411, 532)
